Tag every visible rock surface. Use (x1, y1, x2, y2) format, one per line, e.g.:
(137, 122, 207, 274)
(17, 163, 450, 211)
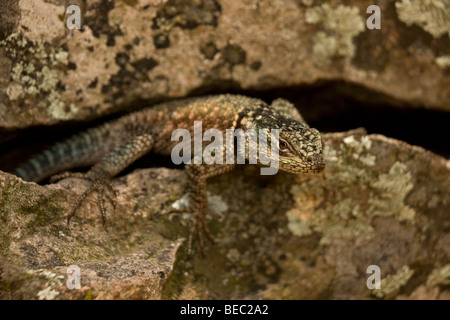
(1, 0, 450, 129)
(1, 130, 449, 299)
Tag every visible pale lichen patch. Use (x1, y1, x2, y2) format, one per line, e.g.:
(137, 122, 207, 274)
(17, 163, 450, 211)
(47, 92, 79, 120)
(372, 265, 415, 298)
(367, 161, 415, 222)
(28, 268, 65, 300)
(207, 192, 228, 217)
(326, 135, 377, 185)
(0, 33, 77, 120)
(38, 66, 59, 92)
(426, 264, 450, 287)
(37, 286, 60, 300)
(6, 82, 24, 100)
(305, 4, 365, 66)
(171, 192, 228, 218)
(436, 55, 450, 69)
(286, 209, 313, 237)
(171, 193, 191, 211)
(343, 135, 376, 166)
(226, 248, 241, 264)
(396, 0, 450, 38)
(290, 196, 372, 245)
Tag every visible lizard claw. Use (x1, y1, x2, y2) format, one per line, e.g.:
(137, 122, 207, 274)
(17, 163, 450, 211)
(68, 179, 117, 227)
(188, 210, 216, 256)
(51, 171, 117, 228)
(169, 207, 217, 256)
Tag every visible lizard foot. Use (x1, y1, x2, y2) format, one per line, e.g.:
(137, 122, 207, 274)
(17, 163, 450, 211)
(169, 207, 218, 256)
(50, 171, 117, 228)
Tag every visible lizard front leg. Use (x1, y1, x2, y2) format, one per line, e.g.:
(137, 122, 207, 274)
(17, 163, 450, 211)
(51, 134, 153, 226)
(181, 163, 236, 255)
(270, 98, 305, 123)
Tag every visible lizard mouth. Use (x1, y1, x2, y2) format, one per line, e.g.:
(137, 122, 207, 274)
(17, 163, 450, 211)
(309, 163, 325, 173)
(278, 155, 325, 174)
(305, 155, 325, 173)
(299, 159, 325, 174)
(279, 161, 325, 174)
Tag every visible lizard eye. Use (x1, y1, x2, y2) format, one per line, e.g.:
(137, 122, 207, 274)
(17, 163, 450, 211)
(279, 139, 290, 152)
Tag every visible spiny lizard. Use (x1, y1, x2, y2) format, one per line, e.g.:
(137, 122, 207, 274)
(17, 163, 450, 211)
(13, 94, 325, 254)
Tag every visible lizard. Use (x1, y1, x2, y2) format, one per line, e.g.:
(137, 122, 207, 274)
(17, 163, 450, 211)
(13, 94, 325, 255)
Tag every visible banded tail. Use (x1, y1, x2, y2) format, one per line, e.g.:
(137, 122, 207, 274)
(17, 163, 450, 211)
(13, 124, 113, 182)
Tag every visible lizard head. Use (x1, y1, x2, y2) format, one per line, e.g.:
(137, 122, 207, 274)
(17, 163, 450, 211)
(249, 114, 325, 175)
(276, 120, 325, 174)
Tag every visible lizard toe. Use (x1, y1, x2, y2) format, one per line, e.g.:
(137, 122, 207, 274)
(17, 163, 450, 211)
(62, 174, 117, 228)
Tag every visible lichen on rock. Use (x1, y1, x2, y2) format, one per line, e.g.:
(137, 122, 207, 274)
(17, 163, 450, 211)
(426, 264, 450, 287)
(367, 161, 415, 222)
(436, 55, 450, 69)
(372, 265, 415, 298)
(396, 0, 450, 38)
(286, 133, 418, 245)
(0, 33, 76, 120)
(305, 3, 365, 66)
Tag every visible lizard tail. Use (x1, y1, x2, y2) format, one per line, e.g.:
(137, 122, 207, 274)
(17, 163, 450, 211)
(13, 124, 112, 183)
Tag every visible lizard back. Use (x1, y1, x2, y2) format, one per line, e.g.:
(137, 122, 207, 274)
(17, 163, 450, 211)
(13, 94, 266, 182)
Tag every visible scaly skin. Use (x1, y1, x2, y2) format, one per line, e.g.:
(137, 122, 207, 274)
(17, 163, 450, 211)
(14, 94, 325, 255)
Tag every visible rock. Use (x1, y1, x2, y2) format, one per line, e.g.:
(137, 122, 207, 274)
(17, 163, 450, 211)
(1, 0, 450, 129)
(0, 168, 184, 299)
(1, 130, 449, 299)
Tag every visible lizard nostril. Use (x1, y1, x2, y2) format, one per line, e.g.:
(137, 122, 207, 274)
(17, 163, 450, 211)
(308, 155, 323, 164)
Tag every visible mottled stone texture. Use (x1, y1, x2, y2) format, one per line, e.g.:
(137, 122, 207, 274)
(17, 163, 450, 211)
(0, 131, 449, 299)
(0, 0, 450, 128)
